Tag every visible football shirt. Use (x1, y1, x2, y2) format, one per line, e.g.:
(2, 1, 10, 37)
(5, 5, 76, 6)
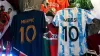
(11, 10, 46, 56)
(43, 35, 51, 56)
(87, 33, 100, 55)
(41, 0, 69, 14)
(47, 23, 58, 56)
(53, 7, 95, 56)
(0, 0, 17, 39)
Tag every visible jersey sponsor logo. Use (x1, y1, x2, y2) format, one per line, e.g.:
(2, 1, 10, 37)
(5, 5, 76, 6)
(49, 31, 58, 39)
(20, 18, 36, 43)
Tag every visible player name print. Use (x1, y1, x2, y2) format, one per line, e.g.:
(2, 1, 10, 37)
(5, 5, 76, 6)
(21, 18, 34, 24)
(64, 18, 77, 22)
(20, 18, 36, 43)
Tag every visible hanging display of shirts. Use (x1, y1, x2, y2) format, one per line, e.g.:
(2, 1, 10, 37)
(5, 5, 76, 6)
(0, 0, 100, 56)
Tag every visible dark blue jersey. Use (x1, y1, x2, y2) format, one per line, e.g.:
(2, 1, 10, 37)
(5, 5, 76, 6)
(11, 10, 46, 56)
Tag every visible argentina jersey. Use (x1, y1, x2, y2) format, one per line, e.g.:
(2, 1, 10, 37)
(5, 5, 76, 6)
(53, 7, 95, 56)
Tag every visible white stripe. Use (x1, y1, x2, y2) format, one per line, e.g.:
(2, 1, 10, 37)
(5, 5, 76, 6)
(13, 47, 28, 56)
(43, 36, 58, 40)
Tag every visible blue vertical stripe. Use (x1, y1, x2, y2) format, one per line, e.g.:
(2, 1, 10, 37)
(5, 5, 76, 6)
(68, 9, 74, 55)
(77, 8, 83, 55)
(60, 11, 64, 56)
(60, 15, 64, 21)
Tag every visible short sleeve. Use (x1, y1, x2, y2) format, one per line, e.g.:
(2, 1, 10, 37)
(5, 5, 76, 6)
(52, 11, 60, 27)
(85, 10, 95, 24)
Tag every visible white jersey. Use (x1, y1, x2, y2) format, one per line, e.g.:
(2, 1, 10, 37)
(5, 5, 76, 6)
(53, 7, 95, 56)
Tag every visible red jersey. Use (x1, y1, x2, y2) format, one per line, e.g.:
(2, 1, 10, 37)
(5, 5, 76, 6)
(47, 23, 58, 56)
(41, 0, 69, 14)
(87, 33, 100, 55)
(0, 12, 10, 32)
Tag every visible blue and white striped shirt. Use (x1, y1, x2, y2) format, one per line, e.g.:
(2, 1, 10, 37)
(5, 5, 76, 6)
(53, 7, 95, 56)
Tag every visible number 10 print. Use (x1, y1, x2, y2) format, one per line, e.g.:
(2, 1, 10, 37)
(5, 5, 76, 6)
(63, 26, 79, 42)
(20, 25, 36, 43)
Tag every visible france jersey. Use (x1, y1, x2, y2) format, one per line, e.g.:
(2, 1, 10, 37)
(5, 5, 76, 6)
(11, 10, 46, 56)
(53, 7, 95, 56)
